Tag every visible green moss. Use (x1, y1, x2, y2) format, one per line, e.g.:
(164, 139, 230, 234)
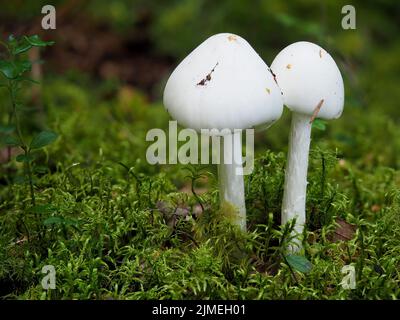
(1, 97, 399, 298)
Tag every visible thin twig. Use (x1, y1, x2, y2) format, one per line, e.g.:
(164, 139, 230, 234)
(309, 99, 324, 124)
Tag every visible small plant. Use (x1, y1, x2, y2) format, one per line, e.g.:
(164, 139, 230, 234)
(0, 34, 56, 231)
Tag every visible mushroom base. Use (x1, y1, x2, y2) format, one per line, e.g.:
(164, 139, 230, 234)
(218, 131, 246, 231)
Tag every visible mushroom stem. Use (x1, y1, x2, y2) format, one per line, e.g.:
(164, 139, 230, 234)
(218, 131, 246, 231)
(281, 112, 312, 251)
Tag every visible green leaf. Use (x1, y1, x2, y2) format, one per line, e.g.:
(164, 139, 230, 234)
(43, 216, 64, 225)
(15, 60, 32, 76)
(0, 124, 15, 134)
(30, 131, 58, 149)
(3, 135, 21, 146)
(7, 34, 53, 55)
(16, 153, 35, 163)
(43, 216, 79, 227)
(0, 60, 31, 79)
(312, 119, 327, 131)
(285, 254, 313, 274)
(12, 38, 32, 55)
(0, 60, 16, 79)
(24, 35, 55, 47)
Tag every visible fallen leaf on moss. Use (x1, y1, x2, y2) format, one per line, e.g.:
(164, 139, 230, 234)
(330, 218, 357, 242)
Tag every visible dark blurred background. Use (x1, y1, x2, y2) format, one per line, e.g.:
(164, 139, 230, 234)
(1, 0, 399, 169)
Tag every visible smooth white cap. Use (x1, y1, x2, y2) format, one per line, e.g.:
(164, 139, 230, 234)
(270, 41, 344, 119)
(163, 33, 283, 132)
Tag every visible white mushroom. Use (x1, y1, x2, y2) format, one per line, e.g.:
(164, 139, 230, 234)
(164, 33, 283, 231)
(270, 41, 344, 250)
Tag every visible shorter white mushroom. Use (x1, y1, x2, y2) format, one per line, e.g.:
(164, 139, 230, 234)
(270, 41, 344, 250)
(164, 33, 283, 231)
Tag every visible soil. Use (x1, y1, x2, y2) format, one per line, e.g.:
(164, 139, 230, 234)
(0, 3, 175, 101)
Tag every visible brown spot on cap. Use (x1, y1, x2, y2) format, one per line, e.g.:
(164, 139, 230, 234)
(196, 62, 219, 86)
(319, 49, 323, 58)
(228, 35, 237, 42)
(265, 88, 270, 94)
(286, 64, 292, 69)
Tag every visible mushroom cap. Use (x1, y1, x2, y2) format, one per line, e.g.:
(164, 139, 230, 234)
(163, 33, 283, 132)
(270, 41, 344, 120)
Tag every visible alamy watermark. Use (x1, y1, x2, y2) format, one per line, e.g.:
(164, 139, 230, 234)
(340, 265, 356, 290)
(146, 121, 254, 175)
(41, 5, 56, 30)
(41, 265, 56, 290)
(341, 5, 356, 30)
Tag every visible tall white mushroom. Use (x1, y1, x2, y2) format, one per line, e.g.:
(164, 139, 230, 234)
(270, 41, 344, 250)
(164, 33, 283, 231)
